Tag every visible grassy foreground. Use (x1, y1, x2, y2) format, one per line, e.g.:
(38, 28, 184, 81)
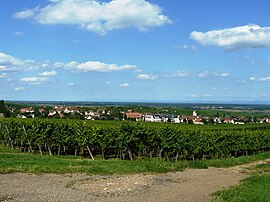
(0, 144, 270, 174)
(212, 162, 270, 202)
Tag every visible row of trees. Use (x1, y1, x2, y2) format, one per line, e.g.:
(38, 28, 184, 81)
(0, 119, 270, 161)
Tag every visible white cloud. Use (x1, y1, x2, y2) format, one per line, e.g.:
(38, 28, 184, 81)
(39, 70, 57, 76)
(214, 72, 230, 77)
(198, 71, 230, 78)
(187, 93, 212, 98)
(0, 52, 138, 75)
(14, 31, 24, 36)
(105, 81, 111, 84)
(179, 44, 197, 51)
(53, 62, 65, 68)
(0, 73, 8, 78)
(136, 73, 158, 80)
(65, 61, 139, 72)
(198, 71, 210, 78)
(249, 77, 256, 81)
(13, 8, 38, 19)
(163, 71, 190, 78)
(20, 77, 49, 84)
(67, 82, 74, 86)
(14, 0, 171, 35)
(173, 71, 190, 77)
(120, 83, 129, 87)
(0, 52, 22, 67)
(258, 77, 270, 81)
(14, 87, 25, 91)
(252, 93, 267, 97)
(190, 24, 270, 50)
(162, 70, 230, 79)
(0, 52, 38, 71)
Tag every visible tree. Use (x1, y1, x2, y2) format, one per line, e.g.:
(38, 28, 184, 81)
(0, 100, 10, 117)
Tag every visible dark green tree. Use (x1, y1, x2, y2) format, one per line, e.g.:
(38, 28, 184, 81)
(0, 100, 10, 117)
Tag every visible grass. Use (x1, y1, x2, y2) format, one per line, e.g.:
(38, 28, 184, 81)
(0, 144, 189, 174)
(0, 144, 270, 175)
(206, 151, 270, 168)
(212, 162, 270, 202)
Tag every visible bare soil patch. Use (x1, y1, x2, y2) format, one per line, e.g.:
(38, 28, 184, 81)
(0, 159, 269, 202)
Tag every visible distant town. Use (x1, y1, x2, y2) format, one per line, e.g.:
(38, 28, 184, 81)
(1, 100, 270, 125)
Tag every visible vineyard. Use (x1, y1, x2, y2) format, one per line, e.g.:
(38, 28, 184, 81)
(0, 118, 270, 161)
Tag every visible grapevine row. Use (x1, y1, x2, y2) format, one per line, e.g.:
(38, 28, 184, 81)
(0, 119, 270, 161)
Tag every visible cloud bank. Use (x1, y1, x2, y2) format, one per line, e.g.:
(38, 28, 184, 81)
(0, 52, 139, 73)
(14, 0, 171, 35)
(190, 24, 270, 50)
(20, 77, 49, 85)
(136, 74, 158, 80)
(39, 70, 57, 76)
(64, 61, 139, 72)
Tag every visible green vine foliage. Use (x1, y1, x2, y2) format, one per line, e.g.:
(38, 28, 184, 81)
(0, 119, 270, 161)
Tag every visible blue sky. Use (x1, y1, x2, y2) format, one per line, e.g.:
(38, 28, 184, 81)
(1, 0, 270, 102)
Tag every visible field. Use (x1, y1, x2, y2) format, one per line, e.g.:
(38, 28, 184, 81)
(0, 119, 270, 162)
(1, 118, 270, 201)
(1, 118, 270, 161)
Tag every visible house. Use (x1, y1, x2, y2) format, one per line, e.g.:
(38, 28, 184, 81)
(20, 107, 34, 114)
(93, 112, 101, 118)
(69, 107, 79, 113)
(259, 118, 270, 123)
(172, 117, 181, 123)
(234, 121, 245, 125)
(48, 110, 57, 117)
(125, 111, 142, 121)
(18, 115, 27, 119)
(85, 116, 93, 120)
(59, 113, 65, 118)
(38, 108, 46, 114)
(213, 117, 222, 124)
(54, 106, 66, 114)
(63, 107, 71, 113)
(223, 118, 235, 124)
(144, 114, 162, 122)
(85, 111, 94, 116)
(84, 111, 100, 120)
(193, 117, 204, 125)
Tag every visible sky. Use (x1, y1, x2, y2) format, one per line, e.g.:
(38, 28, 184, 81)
(1, 0, 270, 102)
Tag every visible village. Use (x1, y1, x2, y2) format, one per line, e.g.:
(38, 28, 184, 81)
(9, 105, 270, 125)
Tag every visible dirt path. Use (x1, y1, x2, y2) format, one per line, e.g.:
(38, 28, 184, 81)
(0, 159, 269, 202)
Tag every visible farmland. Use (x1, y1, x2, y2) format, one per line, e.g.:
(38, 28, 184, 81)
(1, 118, 270, 201)
(1, 118, 270, 161)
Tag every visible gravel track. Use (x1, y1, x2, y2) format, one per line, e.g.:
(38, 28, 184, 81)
(1, 159, 269, 202)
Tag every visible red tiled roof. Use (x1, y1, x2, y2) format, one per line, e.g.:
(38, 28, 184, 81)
(20, 107, 34, 113)
(125, 112, 141, 119)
